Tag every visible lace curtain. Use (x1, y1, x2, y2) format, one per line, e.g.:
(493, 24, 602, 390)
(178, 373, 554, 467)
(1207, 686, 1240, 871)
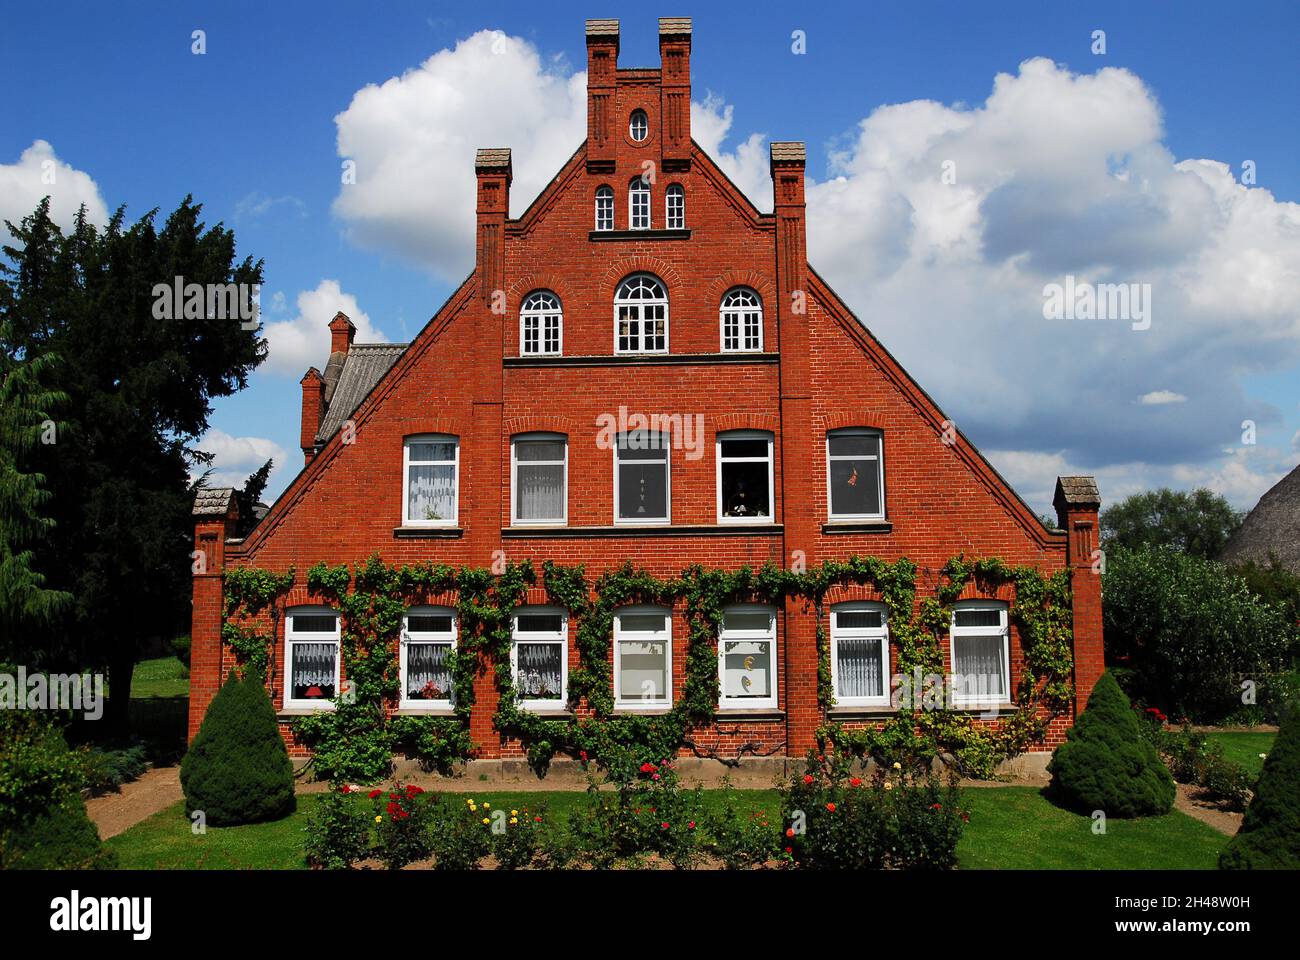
(835, 635, 884, 698)
(954, 635, 1004, 697)
(291, 642, 336, 699)
(405, 643, 452, 700)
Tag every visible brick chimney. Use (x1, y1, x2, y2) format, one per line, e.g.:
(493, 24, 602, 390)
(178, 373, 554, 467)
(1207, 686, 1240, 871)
(188, 488, 239, 742)
(1053, 476, 1104, 717)
(658, 17, 692, 170)
(585, 19, 620, 172)
(329, 311, 356, 355)
(475, 147, 512, 309)
(299, 366, 324, 464)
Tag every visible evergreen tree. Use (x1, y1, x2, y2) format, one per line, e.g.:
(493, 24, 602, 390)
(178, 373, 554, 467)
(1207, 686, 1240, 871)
(1220, 708, 1300, 869)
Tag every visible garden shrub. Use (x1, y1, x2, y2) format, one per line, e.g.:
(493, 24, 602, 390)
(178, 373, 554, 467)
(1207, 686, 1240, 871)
(1147, 721, 1252, 812)
(171, 635, 192, 670)
(0, 795, 117, 870)
(490, 803, 548, 870)
(1048, 671, 1175, 818)
(181, 669, 296, 826)
(368, 783, 435, 868)
(1220, 707, 1300, 870)
(304, 787, 372, 869)
(707, 783, 779, 869)
(430, 795, 491, 870)
(78, 740, 151, 796)
(568, 760, 705, 869)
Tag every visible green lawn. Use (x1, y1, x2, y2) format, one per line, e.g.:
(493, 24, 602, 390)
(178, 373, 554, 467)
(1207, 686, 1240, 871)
(131, 656, 190, 700)
(1202, 731, 1275, 779)
(109, 786, 1228, 870)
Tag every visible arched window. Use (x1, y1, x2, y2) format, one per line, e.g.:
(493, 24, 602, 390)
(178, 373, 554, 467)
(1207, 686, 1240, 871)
(665, 183, 685, 229)
(720, 287, 763, 352)
(614, 274, 668, 353)
(629, 109, 648, 142)
(628, 176, 651, 230)
(520, 290, 562, 356)
(594, 185, 614, 231)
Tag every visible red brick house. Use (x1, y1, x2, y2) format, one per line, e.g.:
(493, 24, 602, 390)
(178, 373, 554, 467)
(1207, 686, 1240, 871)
(188, 17, 1103, 773)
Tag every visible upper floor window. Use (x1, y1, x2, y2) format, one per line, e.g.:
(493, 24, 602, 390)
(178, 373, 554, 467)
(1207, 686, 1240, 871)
(520, 290, 562, 356)
(629, 176, 651, 230)
(720, 287, 763, 352)
(629, 109, 649, 142)
(615, 430, 670, 524)
(511, 607, 568, 711)
(665, 183, 685, 229)
(950, 603, 1010, 707)
(831, 603, 890, 707)
(614, 606, 672, 709)
(404, 435, 458, 526)
(826, 428, 884, 520)
(615, 274, 668, 353)
(401, 607, 456, 709)
(718, 605, 777, 710)
(512, 433, 567, 525)
(716, 430, 773, 523)
(285, 607, 340, 710)
(595, 185, 614, 231)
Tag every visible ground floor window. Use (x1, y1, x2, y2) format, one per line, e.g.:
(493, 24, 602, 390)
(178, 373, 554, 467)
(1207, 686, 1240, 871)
(718, 605, 777, 710)
(614, 606, 672, 709)
(511, 607, 568, 711)
(401, 607, 456, 708)
(831, 602, 890, 707)
(284, 607, 340, 709)
(950, 603, 1010, 706)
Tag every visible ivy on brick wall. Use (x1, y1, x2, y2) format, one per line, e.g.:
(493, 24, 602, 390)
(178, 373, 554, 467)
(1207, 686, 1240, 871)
(217, 553, 1074, 784)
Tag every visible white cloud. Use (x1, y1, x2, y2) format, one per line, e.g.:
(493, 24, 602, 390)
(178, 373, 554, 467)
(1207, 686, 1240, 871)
(260, 279, 387, 376)
(0, 140, 108, 233)
(194, 428, 288, 492)
(1139, 390, 1188, 406)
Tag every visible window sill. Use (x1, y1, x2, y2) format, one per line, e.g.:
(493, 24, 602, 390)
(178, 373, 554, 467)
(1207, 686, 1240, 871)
(589, 228, 691, 241)
(822, 520, 893, 534)
(826, 705, 897, 719)
(277, 707, 334, 718)
(393, 706, 456, 717)
(950, 702, 1020, 716)
(503, 523, 783, 539)
(515, 709, 575, 719)
(393, 526, 463, 539)
(714, 708, 785, 721)
(612, 707, 673, 716)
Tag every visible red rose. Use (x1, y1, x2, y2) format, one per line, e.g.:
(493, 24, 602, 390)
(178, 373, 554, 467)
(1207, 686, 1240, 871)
(368, 789, 382, 799)
(340, 784, 351, 794)
(803, 775, 814, 785)
(826, 802, 836, 812)
(849, 777, 862, 787)
(786, 827, 795, 838)
(930, 803, 942, 810)
(661, 822, 670, 830)
(688, 821, 695, 829)
(785, 846, 793, 854)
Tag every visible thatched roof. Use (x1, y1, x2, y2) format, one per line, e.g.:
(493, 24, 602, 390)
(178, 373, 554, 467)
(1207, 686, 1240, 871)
(1220, 462, 1300, 572)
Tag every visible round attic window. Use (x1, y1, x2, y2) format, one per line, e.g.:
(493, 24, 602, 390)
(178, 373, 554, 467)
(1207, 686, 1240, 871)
(629, 110, 648, 142)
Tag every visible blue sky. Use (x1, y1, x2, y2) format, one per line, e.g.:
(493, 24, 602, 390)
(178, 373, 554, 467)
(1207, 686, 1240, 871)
(3, 1, 1298, 513)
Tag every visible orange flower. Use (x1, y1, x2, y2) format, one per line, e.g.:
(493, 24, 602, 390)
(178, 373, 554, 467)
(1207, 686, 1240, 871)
(826, 802, 836, 812)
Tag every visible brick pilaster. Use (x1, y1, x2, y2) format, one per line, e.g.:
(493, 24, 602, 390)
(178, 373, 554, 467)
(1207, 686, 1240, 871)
(1054, 477, 1104, 717)
(188, 490, 239, 741)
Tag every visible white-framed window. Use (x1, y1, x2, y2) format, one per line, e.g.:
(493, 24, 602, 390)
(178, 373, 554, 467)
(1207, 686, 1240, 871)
(614, 430, 670, 524)
(520, 290, 562, 356)
(665, 183, 685, 229)
(830, 603, 891, 707)
(400, 607, 456, 709)
(949, 602, 1011, 707)
(629, 109, 648, 142)
(826, 428, 885, 520)
(511, 433, 567, 525)
(716, 430, 773, 522)
(595, 185, 614, 231)
(284, 607, 340, 710)
(718, 605, 778, 710)
(511, 607, 568, 711)
(614, 606, 672, 709)
(720, 287, 763, 352)
(629, 176, 651, 230)
(614, 273, 668, 353)
(403, 435, 458, 526)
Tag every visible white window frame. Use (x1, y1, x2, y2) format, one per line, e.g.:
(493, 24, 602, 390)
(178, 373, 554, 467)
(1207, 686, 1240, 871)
(613, 431, 671, 525)
(613, 605, 673, 710)
(519, 290, 562, 356)
(283, 606, 341, 711)
(665, 183, 685, 229)
(402, 434, 459, 527)
(510, 607, 569, 712)
(399, 606, 457, 711)
(613, 273, 669, 354)
(719, 287, 763, 352)
(715, 429, 774, 524)
(717, 604, 778, 711)
(629, 109, 649, 142)
(825, 428, 886, 521)
(595, 185, 614, 231)
(829, 602, 891, 708)
(510, 433, 568, 526)
(628, 176, 651, 230)
(949, 602, 1011, 708)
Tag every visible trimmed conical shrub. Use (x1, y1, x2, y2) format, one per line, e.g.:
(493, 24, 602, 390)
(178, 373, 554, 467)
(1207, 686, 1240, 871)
(1220, 707, 1300, 869)
(181, 669, 295, 826)
(1048, 671, 1175, 818)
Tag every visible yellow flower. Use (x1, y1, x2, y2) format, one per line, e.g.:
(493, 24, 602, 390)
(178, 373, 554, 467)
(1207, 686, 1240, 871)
(510, 809, 518, 816)
(510, 817, 518, 824)
(374, 815, 382, 822)
(482, 817, 490, 824)
(892, 761, 902, 770)
(466, 798, 475, 806)
(884, 781, 894, 791)
(483, 802, 490, 808)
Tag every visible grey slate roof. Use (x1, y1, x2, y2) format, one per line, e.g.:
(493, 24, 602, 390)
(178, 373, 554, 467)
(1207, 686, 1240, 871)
(193, 487, 236, 516)
(1220, 462, 1300, 573)
(1053, 476, 1101, 509)
(315, 343, 407, 445)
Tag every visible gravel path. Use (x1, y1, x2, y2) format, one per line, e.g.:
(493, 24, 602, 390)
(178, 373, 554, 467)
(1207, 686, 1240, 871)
(86, 766, 184, 839)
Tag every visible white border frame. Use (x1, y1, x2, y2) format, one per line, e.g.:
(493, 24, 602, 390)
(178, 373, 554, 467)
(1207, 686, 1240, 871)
(284, 605, 341, 711)
(399, 606, 457, 711)
(510, 433, 568, 526)
(715, 429, 775, 524)
(613, 430, 671, 525)
(628, 176, 651, 230)
(829, 602, 891, 708)
(613, 273, 669, 354)
(510, 606, 569, 713)
(717, 603, 778, 711)
(719, 287, 763, 353)
(948, 601, 1011, 707)
(825, 427, 886, 521)
(613, 605, 673, 710)
(519, 290, 563, 357)
(402, 434, 459, 527)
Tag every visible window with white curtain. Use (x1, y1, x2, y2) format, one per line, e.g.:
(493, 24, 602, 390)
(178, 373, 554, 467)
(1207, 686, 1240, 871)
(403, 435, 458, 526)
(950, 603, 1010, 706)
(284, 607, 340, 709)
(595, 185, 614, 231)
(615, 273, 668, 353)
(615, 430, 670, 523)
(718, 605, 777, 710)
(511, 434, 567, 524)
(831, 603, 890, 707)
(665, 183, 685, 229)
(720, 287, 763, 352)
(826, 428, 885, 520)
(401, 607, 456, 708)
(512, 608, 567, 710)
(629, 176, 651, 230)
(520, 290, 562, 356)
(716, 430, 773, 522)
(614, 606, 672, 708)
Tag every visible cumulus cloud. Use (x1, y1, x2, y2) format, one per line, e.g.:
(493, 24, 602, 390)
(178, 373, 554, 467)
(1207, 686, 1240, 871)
(194, 428, 288, 492)
(0, 140, 108, 233)
(1139, 390, 1188, 406)
(260, 279, 387, 376)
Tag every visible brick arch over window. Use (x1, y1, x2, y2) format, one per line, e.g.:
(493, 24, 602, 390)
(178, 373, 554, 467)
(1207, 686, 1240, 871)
(706, 270, 775, 306)
(950, 581, 1017, 604)
(823, 584, 887, 606)
(394, 416, 463, 438)
(598, 256, 682, 301)
(714, 413, 778, 434)
(506, 274, 572, 310)
(504, 415, 576, 437)
(816, 413, 888, 433)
